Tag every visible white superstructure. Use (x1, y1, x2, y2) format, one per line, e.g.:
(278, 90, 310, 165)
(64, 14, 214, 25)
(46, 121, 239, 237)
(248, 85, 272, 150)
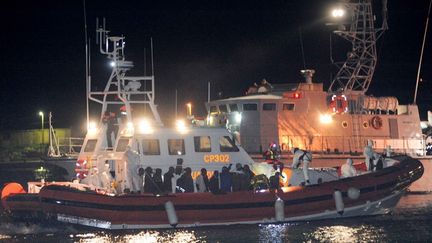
(77, 21, 256, 192)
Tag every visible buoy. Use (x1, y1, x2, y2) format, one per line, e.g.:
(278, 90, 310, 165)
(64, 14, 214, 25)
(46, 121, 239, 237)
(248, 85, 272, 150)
(347, 187, 360, 200)
(334, 190, 344, 215)
(1, 182, 26, 210)
(275, 197, 285, 222)
(164, 201, 178, 227)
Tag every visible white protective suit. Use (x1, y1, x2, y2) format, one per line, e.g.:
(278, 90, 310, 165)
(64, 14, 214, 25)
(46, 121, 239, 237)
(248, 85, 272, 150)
(81, 168, 102, 189)
(363, 140, 374, 171)
(195, 174, 207, 192)
(124, 147, 141, 192)
(341, 158, 357, 178)
(291, 148, 312, 184)
(100, 163, 114, 192)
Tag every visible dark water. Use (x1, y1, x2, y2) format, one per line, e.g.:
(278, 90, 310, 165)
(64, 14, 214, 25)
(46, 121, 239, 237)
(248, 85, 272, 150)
(1, 193, 432, 242)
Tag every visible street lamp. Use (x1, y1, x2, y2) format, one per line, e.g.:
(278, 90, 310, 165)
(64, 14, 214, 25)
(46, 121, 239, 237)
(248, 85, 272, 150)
(331, 8, 345, 18)
(38, 111, 44, 148)
(186, 103, 192, 117)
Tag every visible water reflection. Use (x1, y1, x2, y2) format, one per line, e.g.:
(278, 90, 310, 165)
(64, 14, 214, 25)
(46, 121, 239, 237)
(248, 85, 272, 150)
(0, 234, 11, 240)
(258, 223, 292, 243)
(305, 225, 386, 242)
(1, 194, 432, 242)
(73, 230, 203, 243)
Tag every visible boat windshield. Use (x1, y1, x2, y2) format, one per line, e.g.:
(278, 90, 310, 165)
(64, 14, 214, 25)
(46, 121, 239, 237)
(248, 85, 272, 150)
(116, 138, 130, 152)
(220, 136, 239, 152)
(83, 139, 97, 152)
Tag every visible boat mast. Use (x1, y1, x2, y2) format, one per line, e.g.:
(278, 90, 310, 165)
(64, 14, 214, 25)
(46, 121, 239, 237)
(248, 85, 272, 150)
(328, 0, 388, 95)
(83, 0, 90, 129)
(47, 112, 60, 157)
(89, 19, 163, 126)
(413, 0, 432, 104)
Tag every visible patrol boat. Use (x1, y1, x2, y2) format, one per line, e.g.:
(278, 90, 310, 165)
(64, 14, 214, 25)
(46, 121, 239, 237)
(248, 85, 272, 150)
(0, 155, 424, 229)
(205, 0, 425, 156)
(0, 13, 424, 229)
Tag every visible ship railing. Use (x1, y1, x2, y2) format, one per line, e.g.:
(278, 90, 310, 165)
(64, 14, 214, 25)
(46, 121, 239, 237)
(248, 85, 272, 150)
(277, 135, 426, 157)
(54, 137, 84, 156)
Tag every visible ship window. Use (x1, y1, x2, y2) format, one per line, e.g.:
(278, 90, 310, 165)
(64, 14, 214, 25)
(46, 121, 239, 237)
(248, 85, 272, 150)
(219, 105, 228, 113)
(219, 136, 239, 152)
(229, 104, 238, 112)
(282, 103, 295, 111)
(194, 136, 211, 152)
(263, 103, 276, 111)
(142, 139, 160, 155)
(243, 103, 257, 111)
(168, 139, 185, 155)
(210, 106, 218, 113)
(84, 139, 97, 152)
(116, 138, 130, 152)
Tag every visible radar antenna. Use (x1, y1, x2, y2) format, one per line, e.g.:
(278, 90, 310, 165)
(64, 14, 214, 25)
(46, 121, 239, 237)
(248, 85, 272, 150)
(88, 18, 162, 126)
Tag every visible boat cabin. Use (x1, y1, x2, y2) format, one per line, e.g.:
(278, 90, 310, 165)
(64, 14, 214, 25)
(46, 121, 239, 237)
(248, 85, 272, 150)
(206, 74, 423, 155)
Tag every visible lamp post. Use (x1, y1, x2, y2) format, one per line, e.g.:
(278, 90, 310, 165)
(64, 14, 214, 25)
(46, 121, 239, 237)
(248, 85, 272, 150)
(186, 103, 192, 117)
(38, 111, 44, 153)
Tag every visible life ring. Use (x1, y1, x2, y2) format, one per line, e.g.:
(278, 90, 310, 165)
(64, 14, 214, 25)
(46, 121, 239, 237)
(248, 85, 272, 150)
(329, 95, 348, 114)
(370, 116, 383, 129)
(75, 159, 89, 179)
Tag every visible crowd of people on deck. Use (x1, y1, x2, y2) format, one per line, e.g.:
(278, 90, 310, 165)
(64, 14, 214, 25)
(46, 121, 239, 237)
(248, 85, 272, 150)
(127, 162, 259, 195)
(81, 140, 392, 194)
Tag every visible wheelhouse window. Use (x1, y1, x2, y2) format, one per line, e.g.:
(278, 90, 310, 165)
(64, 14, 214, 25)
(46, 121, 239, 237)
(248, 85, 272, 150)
(84, 139, 97, 152)
(243, 103, 257, 111)
(116, 138, 130, 152)
(219, 105, 228, 113)
(209, 106, 218, 113)
(219, 136, 239, 152)
(263, 103, 276, 111)
(229, 104, 238, 112)
(168, 139, 185, 155)
(282, 103, 295, 111)
(142, 139, 160, 155)
(194, 136, 211, 152)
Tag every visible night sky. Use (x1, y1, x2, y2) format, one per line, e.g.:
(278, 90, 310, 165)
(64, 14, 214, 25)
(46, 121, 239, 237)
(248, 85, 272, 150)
(1, 0, 431, 134)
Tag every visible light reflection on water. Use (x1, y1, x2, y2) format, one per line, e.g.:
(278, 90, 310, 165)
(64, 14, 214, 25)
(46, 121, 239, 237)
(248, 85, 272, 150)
(305, 225, 385, 242)
(1, 194, 432, 242)
(0, 234, 11, 240)
(68, 230, 203, 243)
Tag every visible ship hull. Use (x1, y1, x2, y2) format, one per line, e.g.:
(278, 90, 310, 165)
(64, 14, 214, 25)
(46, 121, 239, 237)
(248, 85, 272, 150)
(2, 155, 423, 229)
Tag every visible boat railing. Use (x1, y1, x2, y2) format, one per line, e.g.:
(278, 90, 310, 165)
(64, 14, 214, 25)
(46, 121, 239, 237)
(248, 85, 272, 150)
(278, 135, 426, 156)
(53, 137, 84, 156)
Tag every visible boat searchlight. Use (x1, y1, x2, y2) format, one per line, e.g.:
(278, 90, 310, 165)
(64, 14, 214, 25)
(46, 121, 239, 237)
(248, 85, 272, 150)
(176, 120, 188, 134)
(139, 119, 153, 134)
(87, 121, 98, 134)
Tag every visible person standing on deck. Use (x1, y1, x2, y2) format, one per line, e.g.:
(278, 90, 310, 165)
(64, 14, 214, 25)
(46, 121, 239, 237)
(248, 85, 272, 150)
(291, 147, 312, 185)
(196, 168, 210, 192)
(103, 111, 119, 148)
(137, 168, 145, 193)
(364, 140, 375, 171)
(269, 172, 281, 190)
(209, 170, 220, 193)
(153, 168, 164, 193)
(143, 167, 155, 193)
(341, 158, 357, 178)
(220, 164, 233, 192)
(163, 167, 175, 193)
(177, 167, 194, 193)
